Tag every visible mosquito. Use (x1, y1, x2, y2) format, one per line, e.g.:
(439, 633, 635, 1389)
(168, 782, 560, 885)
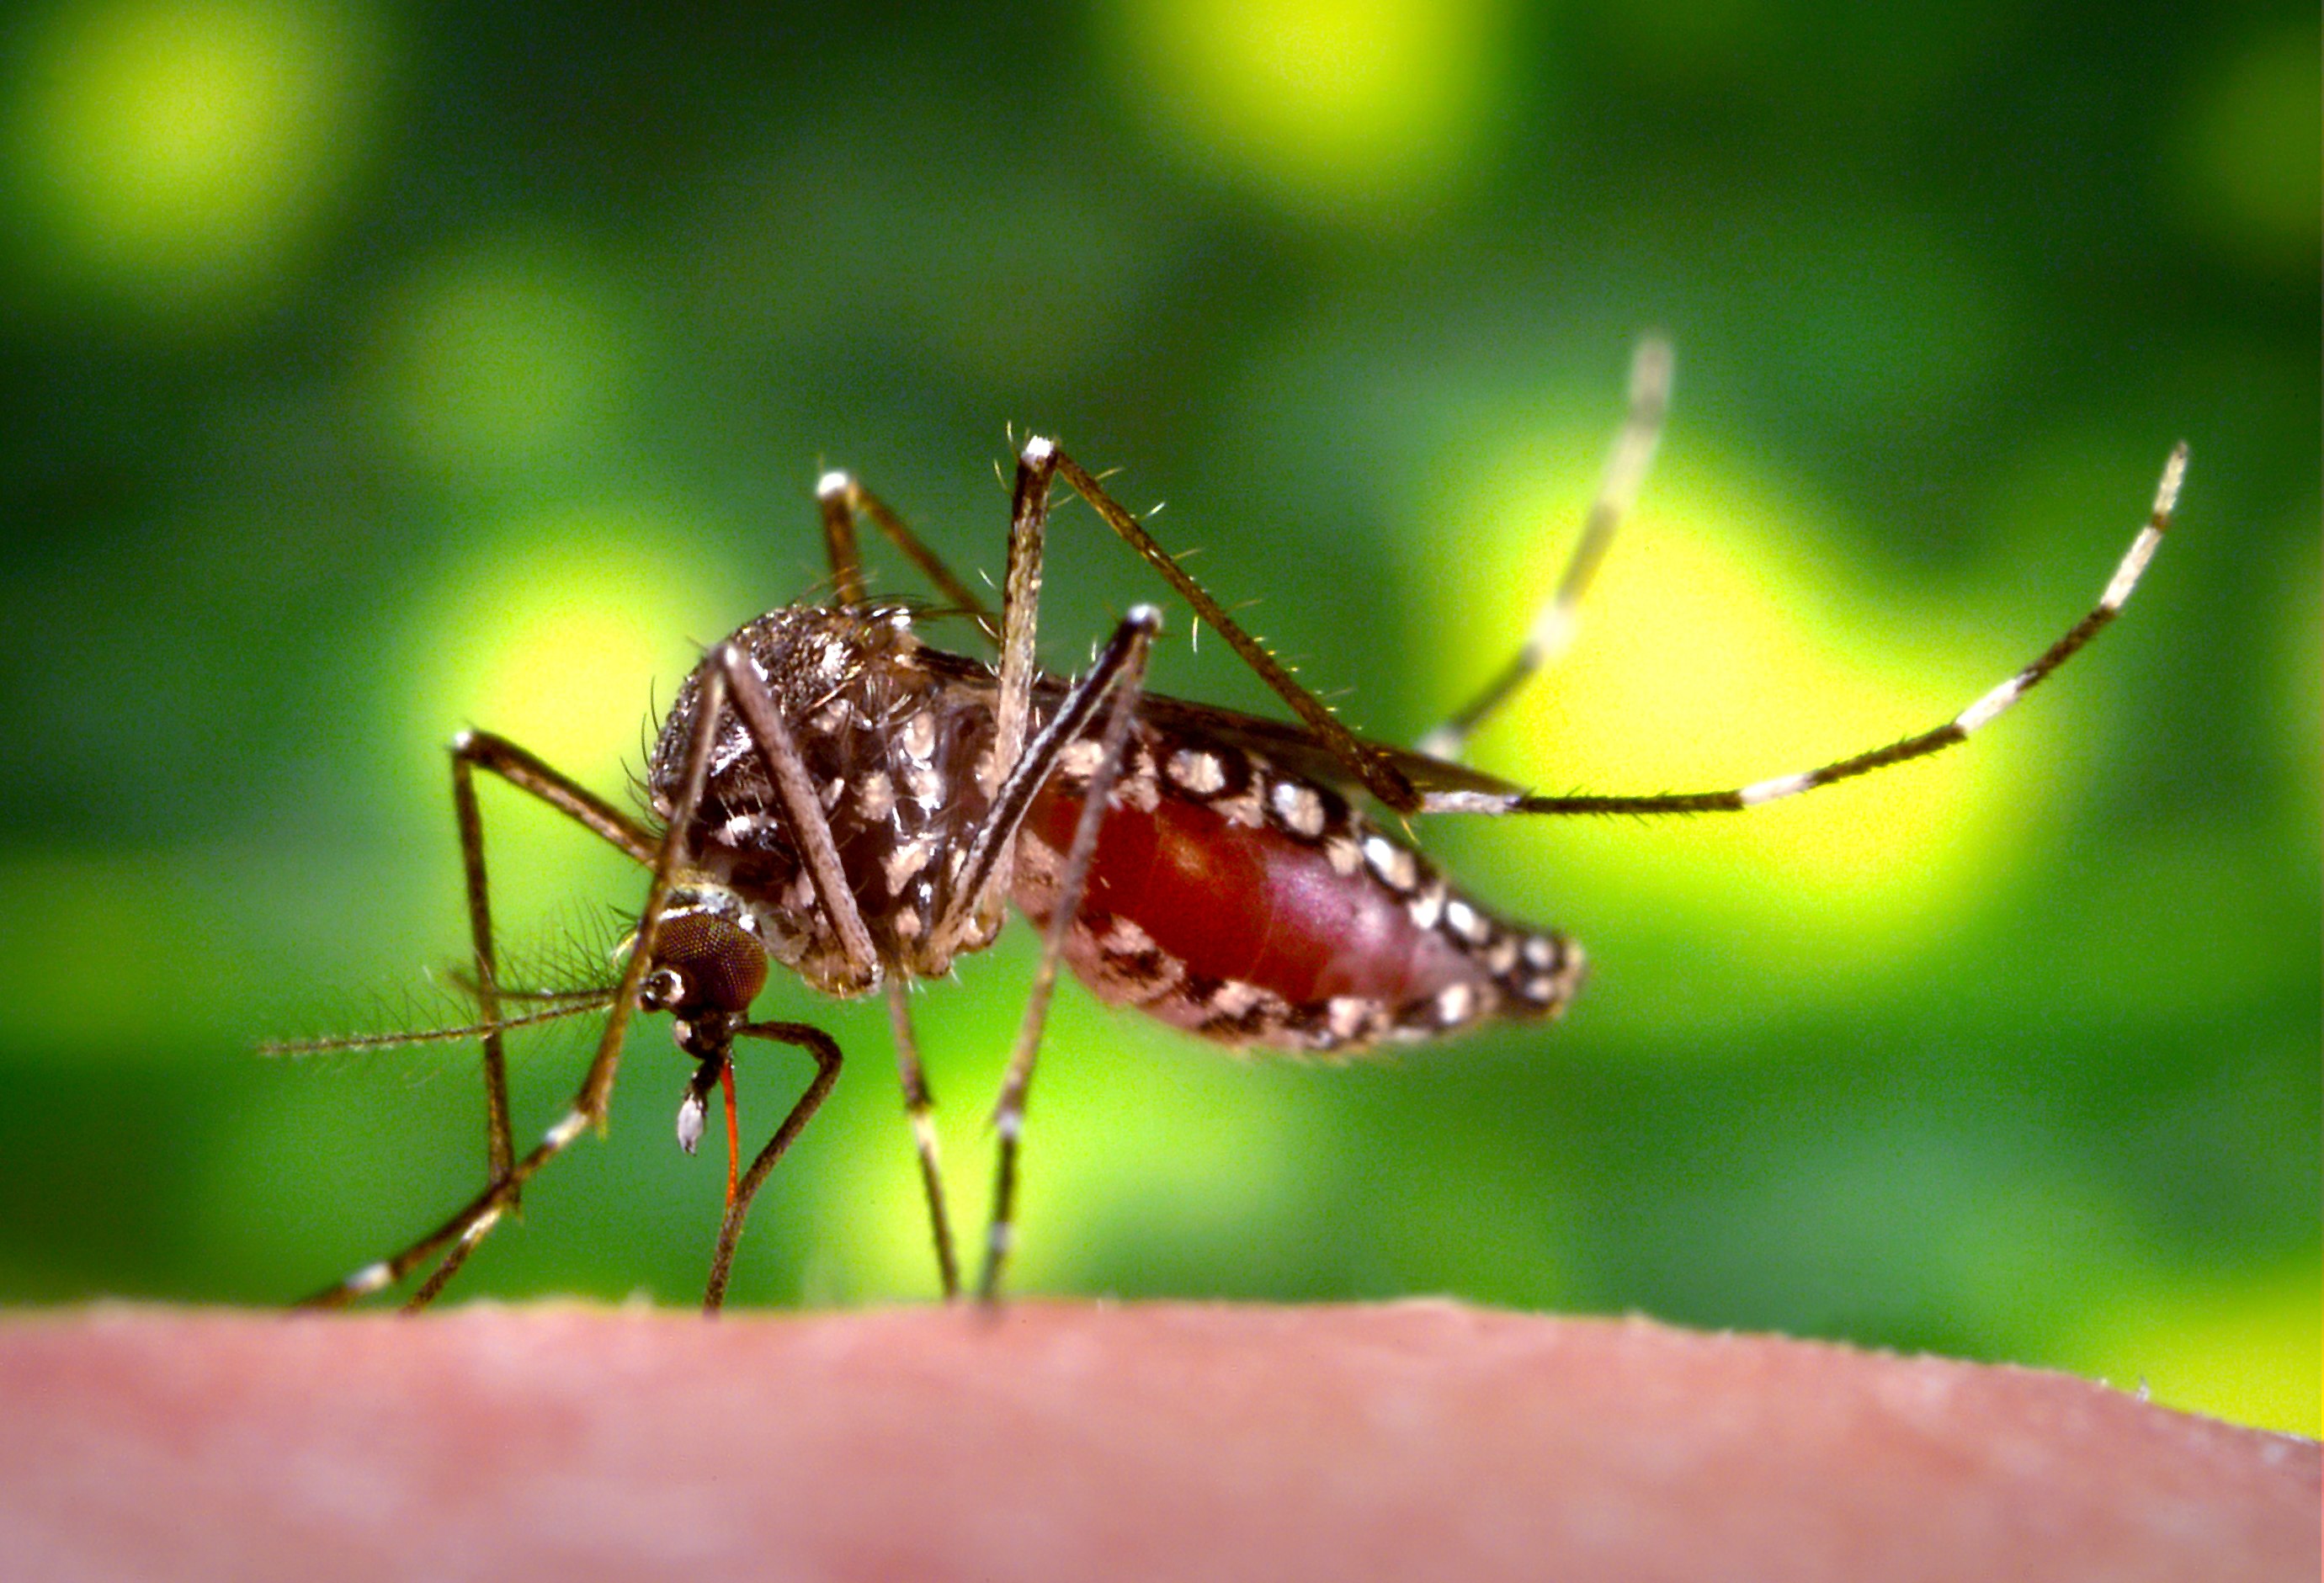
(279, 342, 2186, 1312)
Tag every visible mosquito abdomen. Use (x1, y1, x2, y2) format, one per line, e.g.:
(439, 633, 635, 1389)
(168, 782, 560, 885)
(1013, 727, 1582, 1052)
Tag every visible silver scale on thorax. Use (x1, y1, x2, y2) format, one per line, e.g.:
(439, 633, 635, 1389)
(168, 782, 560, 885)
(648, 605, 1007, 994)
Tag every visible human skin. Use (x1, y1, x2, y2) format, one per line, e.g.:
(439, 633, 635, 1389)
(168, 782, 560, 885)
(0, 1302, 2312, 1582)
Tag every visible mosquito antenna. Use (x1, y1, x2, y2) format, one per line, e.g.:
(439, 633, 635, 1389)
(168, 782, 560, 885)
(260, 990, 619, 1058)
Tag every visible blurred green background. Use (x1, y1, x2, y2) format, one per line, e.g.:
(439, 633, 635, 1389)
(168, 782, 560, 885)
(0, 0, 2313, 1434)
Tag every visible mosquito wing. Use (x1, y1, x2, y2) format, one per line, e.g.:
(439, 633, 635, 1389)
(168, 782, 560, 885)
(1126, 692, 1531, 804)
(912, 640, 1528, 805)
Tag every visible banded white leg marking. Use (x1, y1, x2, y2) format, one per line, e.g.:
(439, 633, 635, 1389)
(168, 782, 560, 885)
(1510, 444, 2187, 820)
(1418, 337, 1674, 762)
(1954, 677, 2026, 735)
(1737, 771, 1820, 808)
(345, 1261, 394, 1298)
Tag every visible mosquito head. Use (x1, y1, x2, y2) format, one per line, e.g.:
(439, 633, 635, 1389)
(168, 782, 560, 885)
(637, 882, 770, 1048)
(641, 882, 768, 1171)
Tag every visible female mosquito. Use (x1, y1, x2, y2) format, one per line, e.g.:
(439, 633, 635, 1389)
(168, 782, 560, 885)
(285, 343, 2186, 1311)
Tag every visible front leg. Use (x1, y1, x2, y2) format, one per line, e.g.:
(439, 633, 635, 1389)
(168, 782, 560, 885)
(971, 605, 1162, 1303)
(715, 642, 882, 993)
(702, 1021, 845, 1312)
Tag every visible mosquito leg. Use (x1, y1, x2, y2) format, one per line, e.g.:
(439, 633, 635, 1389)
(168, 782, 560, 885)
(1041, 444, 1424, 813)
(301, 1176, 519, 1311)
(1417, 337, 1673, 762)
(444, 730, 662, 1187)
(816, 470, 1002, 643)
(403, 1207, 493, 1309)
(913, 438, 1070, 964)
(307, 1082, 609, 1311)
(931, 602, 1167, 952)
(886, 980, 960, 1299)
(1490, 444, 2188, 819)
(816, 471, 870, 609)
(300, 675, 727, 1309)
(701, 1020, 843, 1313)
(386, 731, 663, 1309)
(715, 645, 881, 992)
(449, 747, 514, 1192)
(451, 730, 660, 863)
(990, 439, 1056, 840)
(977, 606, 1159, 1304)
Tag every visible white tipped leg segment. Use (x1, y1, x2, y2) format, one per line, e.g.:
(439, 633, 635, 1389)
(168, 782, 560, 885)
(1953, 675, 2026, 735)
(344, 1261, 394, 1299)
(1419, 337, 1675, 763)
(2100, 443, 2184, 614)
(1508, 444, 2186, 820)
(1736, 771, 1821, 808)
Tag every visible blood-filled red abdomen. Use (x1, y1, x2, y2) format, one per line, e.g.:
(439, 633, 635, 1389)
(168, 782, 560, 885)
(1013, 761, 1580, 1052)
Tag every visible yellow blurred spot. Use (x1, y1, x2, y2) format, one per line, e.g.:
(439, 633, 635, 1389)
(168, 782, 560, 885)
(410, 504, 710, 782)
(1102, 0, 1514, 216)
(1414, 433, 2046, 956)
(373, 242, 629, 477)
(396, 503, 719, 910)
(2071, 1260, 2321, 1436)
(4, 0, 386, 308)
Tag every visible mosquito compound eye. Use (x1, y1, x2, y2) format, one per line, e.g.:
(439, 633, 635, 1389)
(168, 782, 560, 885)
(651, 908, 770, 1015)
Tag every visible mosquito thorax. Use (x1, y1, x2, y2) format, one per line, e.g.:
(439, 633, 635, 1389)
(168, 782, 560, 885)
(646, 603, 1010, 994)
